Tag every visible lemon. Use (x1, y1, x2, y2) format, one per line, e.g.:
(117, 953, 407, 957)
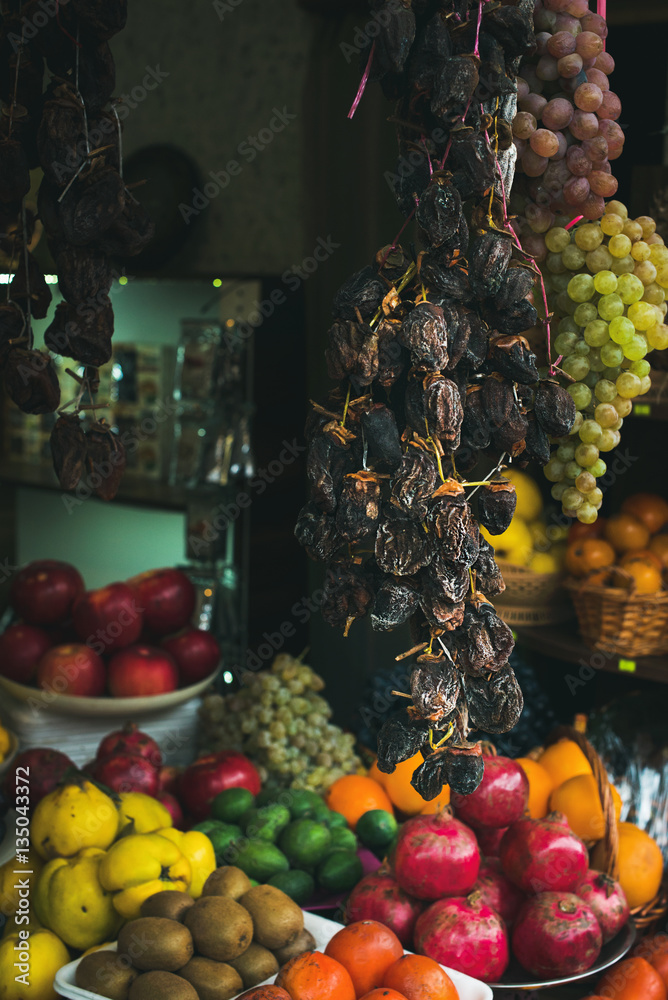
(502, 469, 543, 521)
(481, 518, 533, 566)
(0, 726, 11, 758)
(529, 552, 559, 574)
(529, 519, 549, 550)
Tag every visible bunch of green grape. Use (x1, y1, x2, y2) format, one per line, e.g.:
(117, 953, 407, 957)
(199, 653, 362, 792)
(540, 199, 668, 523)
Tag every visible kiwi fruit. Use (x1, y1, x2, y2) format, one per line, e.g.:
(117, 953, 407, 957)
(272, 928, 317, 965)
(178, 956, 244, 1000)
(140, 891, 195, 922)
(229, 941, 279, 987)
(76, 950, 140, 1000)
(129, 971, 198, 1000)
(118, 917, 193, 972)
(201, 865, 253, 900)
(184, 895, 253, 961)
(239, 885, 303, 950)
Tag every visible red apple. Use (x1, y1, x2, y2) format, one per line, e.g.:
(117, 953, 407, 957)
(158, 765, 183, 795)
(4, 748, 75, 806)
(108, 644, 179, 697)
(158, 792, 184, 828)
(0, 624, 52, 683)
(161, 628, 220, 685)
(128, 568, 196, 636)
(10, 560, 84, 625)
(36, 643, 106, 697)
(179, 751, 262, 822)
(72, 582, 144, 653)
(96, 723, 162, 769)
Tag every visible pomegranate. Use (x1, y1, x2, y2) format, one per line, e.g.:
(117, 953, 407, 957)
(4, 748, 74, 807)
(158, 765, 183, 794)
(345, 872, 425, 947)
(473, 859, 526, 926)
(158, 792, 184, 829)
(0, 624, 52, 684)
(393, 811, 480, 901)
(414, 894, 509, 983)
(512, 892, 602, 977)
(10, 560, 84, 625)
(499, 812, 588, 894)
(91, 753, 160, 796)
(576, 871, 629, 943)
(96, 723, 162, 770)
(476, 825, 509, 858)
(451, 755, 529, 829)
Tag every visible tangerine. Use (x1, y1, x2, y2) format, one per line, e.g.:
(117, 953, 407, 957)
(614, 559, 663, 594)
(515, 757, 554, 819)
(548, 773, 622, 842)
(325, 776, 393, 831)
(595, 956, 667, 1000)
(634, 936, 668, 988)
(649, 534, 668, 569)
(565, 538, 616, 578)
(621, 493, 668, 534)
(380, 752, 446, 816)
(276, 951, 356, 1000)
(604, 513, 651, 554)
(383, 953, 459, 1000)
(358, 992, 409, 1000)
(325, 920, 404, 998)
(614, 822, 664, 909)
(619, 549, 663, 572)
(420, 787, 451, 814)
(538, 739, 593, 788)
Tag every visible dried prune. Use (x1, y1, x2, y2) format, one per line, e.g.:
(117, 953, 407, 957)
(50, 414, 85, 490)
(534, 379, 577, 437)
(491, 401, 528, 455)
(85, 421, 126, 500)
(444, 743, 485, 795)
(361, 404, 402, 471)
(453, 600, 514, 676)
(399, 301, 448, 370)
(376, 508, 433, 576)
(369, 0, 416, 77)
(377, 317, 405, 388)
(483, 4, 535, 58)
(460, 311, 490, 370)
(419, 562, 466, 629)
(411, 749, 450, 800)
(465, 663, 524, 734)
(469, 231, 513, 298)
(494, 266, 536, 312)
(431, 56, 479, 120)
(392, 150, 432, 217)
(326, 319, 379, 387)
(407, 11, 452, 91)
(376, 714, 430, 774)
(4, 348, 60, 414)
(336, 471, 382, 541)
(482, 375, 515, 428)
(416, 179, 464, 249)
(332, 266, 385, 321)
(406, 371, 464, 449)
(371, 577, 420, 631)
(419, 259, 471, 302)
(44, 300, 114, 367)
(95, 194, 155, 257)
(427, 483, 479, 567)
(61, 161, 126, 246)
(306, 422, 355, 513)
(486, 298, 539, 337)
(525, 412, 552, 465)
(391, 443, 438, 520)
(425, 556, 470, 604)
(55, 245, 113, 306)
(473, 535, 506, 597)
(477, 480, 517, 535)
(295, 502, 343, 561)
(322, 558, 374, 635)
(38, 87, 86, 188)
(449, 131, 496, 200)
(488, 335, 540, 384)
(411, 655, 461, 723)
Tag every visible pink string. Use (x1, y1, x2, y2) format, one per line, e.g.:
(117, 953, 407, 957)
(565, 214, 584, 230)
(377, 205, 417, 269)
(439, 138, 452, 169)
(474, 1, 484, 57)
(598, 0, 607, 50)
(348, 41, 375, 120)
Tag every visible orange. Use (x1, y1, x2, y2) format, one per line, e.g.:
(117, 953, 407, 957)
(548, 773, 622, 842)
(276, 951, 356, 1000)
(614, 559, 663, 595)
(373, 752, 445, 816)
(383, 954, 459, 1000)
(325, 776, 393, 831)
(651, 952, 668, 989)
(325, 920, 404, 998)
(614, 822, 664, 909)
(604, 513, 651, 554)
(565, 538, 616, 578)
(621, 493, 668, 534)
(619, 549, 663, 573)
(420, 786, 451, 814)
(516, 757, 554, 819)
(649, 534, 668, 569)
(595, 956, 667, 1000)
(538, 739, 593, 788)
(358, 992, 409, 1000)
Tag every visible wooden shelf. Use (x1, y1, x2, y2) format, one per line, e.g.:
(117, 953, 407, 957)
(515, 623, 668, 684)
(0, 460, 231, 512)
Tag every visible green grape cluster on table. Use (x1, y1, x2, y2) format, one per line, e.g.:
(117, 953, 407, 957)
(541, 199, 668, 523)
(199, 653, 362, 793)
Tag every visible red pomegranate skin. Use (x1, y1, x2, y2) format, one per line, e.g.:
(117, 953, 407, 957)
(452, 756, 529, 830)
(346, 872, 425, 947)
(576, 870, 629, 943)
(96, 723, 162, 770)
(158, 792, 184, 829)
(499, 811, 588, 895)
(4, 748, 74, 807)
(476, 825, 509, 858)
(414, 894, 509, 983)
(91, 752, 160, 796)
(512, 891, 602, 977)
(394, 812, 480, 901)
(473, 859, 526, 926)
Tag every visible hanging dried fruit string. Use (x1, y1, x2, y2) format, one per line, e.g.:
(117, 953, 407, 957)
(296, 0, 579, 798)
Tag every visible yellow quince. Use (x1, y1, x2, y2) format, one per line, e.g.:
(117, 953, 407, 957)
(33, 848, 121, 951)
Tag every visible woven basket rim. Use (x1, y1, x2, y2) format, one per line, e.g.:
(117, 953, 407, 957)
(564, 576, 668, 604)
(497, 560, 566, 582)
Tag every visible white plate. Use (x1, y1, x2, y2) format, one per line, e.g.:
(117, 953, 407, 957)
(0, 665, 221, 717)
(55, 910, 493, 1000)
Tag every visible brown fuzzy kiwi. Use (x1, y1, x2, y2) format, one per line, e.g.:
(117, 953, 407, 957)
(272, 928, 317, 966)
(184, 895, 253, 962)
(201, 866, 253, 900)
(238, 885, 303, 950)
(117, 917, 193, 972)
(178, 956, 244, 1000)
(140, 891, 195, 922)
(76, 950, 140, 1000)
(128, 971, 198, 1000)
(229, 941, 279, 987)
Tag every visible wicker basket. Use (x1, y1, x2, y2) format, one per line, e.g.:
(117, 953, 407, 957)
(494, 561, 573, 627)
(565, 576, 668, 658)
(546, 724, 668, 935)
